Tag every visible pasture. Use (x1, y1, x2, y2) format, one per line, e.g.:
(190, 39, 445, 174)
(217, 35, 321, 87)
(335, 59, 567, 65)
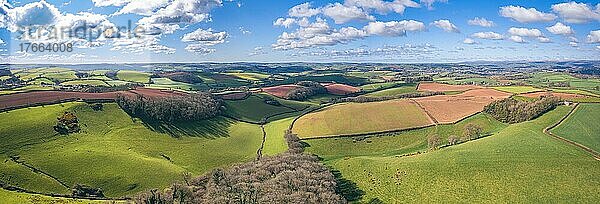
(551, 103, 600, 153)
(417, 82, 481, 92)
(223, 94, 299, 123)
(365, 83, 417, 97)
(116, 70, 151, 83)
(0, 102, 264, 197)
(492, 86, 542, 94)
(327, 106, 600, 203)
(292, 99, 434, 138)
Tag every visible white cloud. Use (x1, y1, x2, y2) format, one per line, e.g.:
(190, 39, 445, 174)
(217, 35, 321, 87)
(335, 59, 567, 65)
(420, 0, 447, 10)
(322, 3, 374, 24)
(115, 0, 170, 16)
(499, 5, 556, 23)
(138, 0, 222, 32)
(546, 22, 574, 35)
(91, 0, 131, 7)
(272, 19, 425, 50)
(364, 20, 425, 36)
(551, 2, 600, 24)
(508, 35, 526, 43)
(274, 18, 296, 28)
(463, 38, 477, 44)
(431, 19, 459, 33)
(569, 36, 579, 43)
(182, 28, 227, 46)
(508, 27, 543, 37)
(471, 32, 504, 40)
(345, 0, 420, 14)
(588, 30, 600, 43)
(596, 45, 600, 50)
(537, 37, 551, 43)
(2, 0, 61, 32)
(569, 41, 578, 47)
(468, 17, 495, 27)
(111, 35, 175, 54)
(288, 2, 320, 17)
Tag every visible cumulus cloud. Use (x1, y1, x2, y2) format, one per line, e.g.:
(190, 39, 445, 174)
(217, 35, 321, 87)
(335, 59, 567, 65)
(91, 0, 131, 7)
(546, 22, 574, 35)
(272, 19, 425, 50)
(322, 3, 374, 24)
(114, 0, 170, 16)
(569, 41, 578, 47)
(588, 30, 600, 43)
(431, 19, 459, 33)
(138, 0, 222, 33)
(471, 32, 504, 40)
(288, 2, 320, 17)
(364, 20, 425, 36)
(551, 2, 600, 24)
(508, 27, 543, 37)
(463, 38, 477, 44)
(420, 0, 447, 9)
(2, 0, 61, 32)
(111, 35, 175, 54)
(499, 5, 556, 23)
(181, 28, 227, 54)
(468, 17, 494, 27)
(274, 18, 296, 28)
(537, 37, 551, 43)
(345, 0, 420, 14)
(508, 35, 526, 43)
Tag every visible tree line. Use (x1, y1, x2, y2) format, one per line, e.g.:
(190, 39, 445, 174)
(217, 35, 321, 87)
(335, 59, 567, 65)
(333, 92, 442, 103)
(286, 81, 328, 101)
(484, 96, 561, 124)
(134, 131, 345, 204)
(116, 92, 222, 123)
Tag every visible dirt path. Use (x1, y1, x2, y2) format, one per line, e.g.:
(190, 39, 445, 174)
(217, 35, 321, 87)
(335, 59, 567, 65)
(543, 104, 600, 160)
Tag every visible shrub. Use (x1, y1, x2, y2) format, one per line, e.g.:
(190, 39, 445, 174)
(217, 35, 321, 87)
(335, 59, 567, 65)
(54, 112, 80, 135)
(72, 184, 104, 198)
(463, 123, 483, 140)
(427, 135, 441, 150)
(448, 135, 459, 145)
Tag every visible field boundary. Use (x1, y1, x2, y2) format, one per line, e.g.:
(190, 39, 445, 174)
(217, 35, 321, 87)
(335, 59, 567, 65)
(544, 104, 600, 159)
(0, 182, 130, 201)
(299, 124, 436, 140)
(410, 99, 438, 124)
(10, 157, 71, 189)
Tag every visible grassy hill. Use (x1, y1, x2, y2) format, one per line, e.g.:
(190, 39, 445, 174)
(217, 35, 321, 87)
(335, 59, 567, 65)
(551, 103, 600, 153)
(223, 94, 309, 123)
(326, 106, 600, 203)
(365, 83, 417, 97)
(0, 102, 264, 197)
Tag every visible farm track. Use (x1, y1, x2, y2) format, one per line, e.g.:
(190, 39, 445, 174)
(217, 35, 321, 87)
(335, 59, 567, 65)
(9, 157, 71, 189)
(544, 104, 600, 159)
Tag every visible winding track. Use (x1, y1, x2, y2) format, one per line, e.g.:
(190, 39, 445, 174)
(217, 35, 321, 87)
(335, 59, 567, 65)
(543, 104, 600, 160)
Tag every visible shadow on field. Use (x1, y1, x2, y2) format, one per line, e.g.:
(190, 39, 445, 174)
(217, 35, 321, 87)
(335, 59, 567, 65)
(141, 117, 234, 138)
(331, 169, 365, 202)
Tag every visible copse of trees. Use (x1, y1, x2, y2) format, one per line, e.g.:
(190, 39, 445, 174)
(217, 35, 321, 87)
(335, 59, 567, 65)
(484, 96, 561, 124)
(333, 92, 442, 103)
(135, 131, 345, 203)
(54, 112, 80, 135)
(117, 92, 222, 122)
(286, 81, 327, 101)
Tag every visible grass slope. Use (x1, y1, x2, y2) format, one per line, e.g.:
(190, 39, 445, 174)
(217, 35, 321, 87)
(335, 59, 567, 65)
(305, 113, 506, 160)
(293, 99, 433, 138)
(0, 103, 263, 197)
(0, 189, 111, 204)
(552, 103, 600, 153)
(328, 106, 600, 203)
(365, 84, 417, 97)
(224, 95, 297, 123)
(117, 71, 151, 83)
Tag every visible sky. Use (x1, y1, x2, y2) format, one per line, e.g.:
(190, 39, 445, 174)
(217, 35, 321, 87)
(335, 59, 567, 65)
(0, 0, 599, 64)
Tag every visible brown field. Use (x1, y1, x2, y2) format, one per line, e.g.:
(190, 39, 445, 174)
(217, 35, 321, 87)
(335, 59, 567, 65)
(520, 91, 587, 99)
(262, 85, 301, 98)
(418, 82, 482, 92)
(0, 88, 186, 110)
(414, 88, 511, 124)
(325, 84, 361, 95)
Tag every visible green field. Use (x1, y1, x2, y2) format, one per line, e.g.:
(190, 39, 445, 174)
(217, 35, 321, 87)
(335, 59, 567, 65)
(552, 104, 600, 153)
(493, 86, 542, 94)
(528, 73, 600, 89)
(0, 189, 110, 204)
(262, 117, 295, 156)
(116, 70, 151, 83)
(359, 82, 402, 92)
(148, 78, 199, 91)
(435, 77, 499, 86)
(293, 99, 433, 138)
(0, 103, 264, 197)
(305, 113, 507, 160)
(225, 72, 270, 81)
(326, 106, 600, 203)
(60, 79, 109, 86)
(223, 95, 303, 123)
(365, 83, 417, 97)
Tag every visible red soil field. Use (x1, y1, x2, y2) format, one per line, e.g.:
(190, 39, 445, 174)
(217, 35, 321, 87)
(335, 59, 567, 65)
(262, 85, 301, 98)
(414, 88, 511, 124)
(325, 84, 361, 95)
(0, 88, 186, 111)
(519, 91, 587, 99)
(418, 82, 483, 92)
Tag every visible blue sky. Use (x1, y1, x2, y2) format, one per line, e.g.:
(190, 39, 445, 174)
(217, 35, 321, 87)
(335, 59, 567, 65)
(0, 0, 599, 63)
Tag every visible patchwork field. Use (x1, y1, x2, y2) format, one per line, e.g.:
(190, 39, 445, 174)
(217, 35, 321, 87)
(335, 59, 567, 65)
(262, 84, 301, 98)
(413, 89, 512, 123)
(551, 103, 600, 153)
(493, 86, 543, 94)
(0, 102, 264, 197)
(519, 91, 588, 99)
(365, 83, 418, 97)
(418, 82, 482, 92)
(325, 83, 361, 95)
(292, 99, 434, 138)
(328, 106, 600, 203)
(116, 70, 151, 83)
(223, 94, 300, 123)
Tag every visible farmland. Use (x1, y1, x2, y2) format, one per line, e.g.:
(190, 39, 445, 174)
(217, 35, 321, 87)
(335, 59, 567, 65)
(493, 86, 542, 94)
(293, 99, 434, 138)
(551, 104, 600, 153)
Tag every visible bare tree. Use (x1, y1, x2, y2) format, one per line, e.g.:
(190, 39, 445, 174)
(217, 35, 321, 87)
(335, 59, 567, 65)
(427, 135, 441, 150)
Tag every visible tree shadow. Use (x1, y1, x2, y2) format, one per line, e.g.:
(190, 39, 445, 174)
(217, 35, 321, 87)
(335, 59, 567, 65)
(140, 116, 234, 139)
(331, 169, 365, 202)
